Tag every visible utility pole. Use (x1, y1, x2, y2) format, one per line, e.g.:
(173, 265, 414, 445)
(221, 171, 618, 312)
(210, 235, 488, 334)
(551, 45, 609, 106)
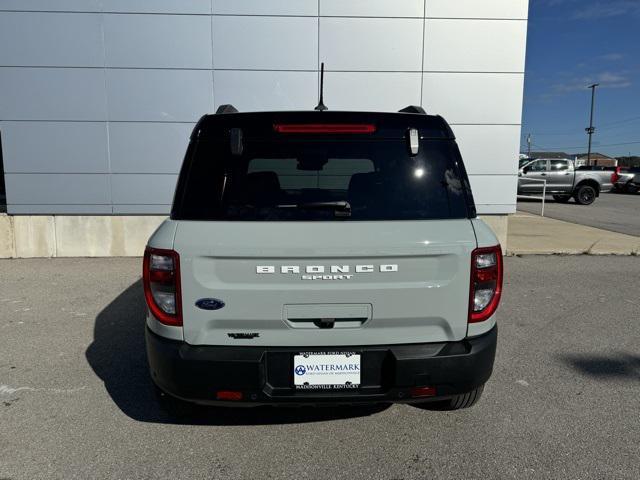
(527, 133, 532, 158)
(586, 83, 599, 166)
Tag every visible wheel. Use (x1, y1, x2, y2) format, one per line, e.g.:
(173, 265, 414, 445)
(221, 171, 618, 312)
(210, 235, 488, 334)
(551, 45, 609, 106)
(414, 385, 484, 411)
(574, 184, 597, 205)
(443, 385, 484, 410)
(553, 195, 571, 203)
(627, 184, 639, 194)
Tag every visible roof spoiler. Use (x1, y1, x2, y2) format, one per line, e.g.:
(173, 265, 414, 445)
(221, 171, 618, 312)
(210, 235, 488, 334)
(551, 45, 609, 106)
(398, 105, 426, 114)
(216, 104, 239, 114)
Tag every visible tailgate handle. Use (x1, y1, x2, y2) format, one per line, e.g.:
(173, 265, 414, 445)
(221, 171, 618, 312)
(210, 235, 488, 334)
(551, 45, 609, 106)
(284, 304, 372, 329)
(287, 317, 368, 329)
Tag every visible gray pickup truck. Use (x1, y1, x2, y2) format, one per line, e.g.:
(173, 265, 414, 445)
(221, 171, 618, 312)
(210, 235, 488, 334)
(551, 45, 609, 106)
(518, 158, 612, 205)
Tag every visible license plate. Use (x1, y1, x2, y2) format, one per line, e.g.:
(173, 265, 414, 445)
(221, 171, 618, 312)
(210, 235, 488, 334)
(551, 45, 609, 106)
(293, 352, 361, 390)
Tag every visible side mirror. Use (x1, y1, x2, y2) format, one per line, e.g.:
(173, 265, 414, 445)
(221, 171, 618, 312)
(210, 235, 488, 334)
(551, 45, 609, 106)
(522, 166, 530, 174)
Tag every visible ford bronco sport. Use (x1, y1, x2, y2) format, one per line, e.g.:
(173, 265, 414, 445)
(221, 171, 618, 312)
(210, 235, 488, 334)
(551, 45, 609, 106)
(144, 104, 502, 411)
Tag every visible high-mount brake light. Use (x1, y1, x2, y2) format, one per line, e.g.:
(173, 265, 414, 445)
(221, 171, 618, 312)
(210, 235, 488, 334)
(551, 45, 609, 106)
(143, 247, 182, 326)
(469, 245, 503, 323)
(273, 124, 376, 134)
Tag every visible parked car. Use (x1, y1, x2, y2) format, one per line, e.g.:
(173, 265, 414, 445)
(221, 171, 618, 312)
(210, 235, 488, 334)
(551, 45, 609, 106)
(518, 158, 612, 205)
(612, 167, 640, 193)
(144, 104, 501, 413)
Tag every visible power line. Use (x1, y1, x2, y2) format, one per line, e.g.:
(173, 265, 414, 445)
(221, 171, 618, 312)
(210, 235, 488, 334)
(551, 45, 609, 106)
(523, 116, 640, 137)
(598, 115, 640, 129)
(526, 140, 640, 150)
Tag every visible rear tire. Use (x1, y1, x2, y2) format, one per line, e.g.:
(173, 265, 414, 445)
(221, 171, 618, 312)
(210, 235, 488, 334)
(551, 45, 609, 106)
(153, 383, 199, 418)
(553, 195, 571, 203)
(574, 184, 597, 205)
(446, 385, 484, 410)
(415, 385, 484, 411)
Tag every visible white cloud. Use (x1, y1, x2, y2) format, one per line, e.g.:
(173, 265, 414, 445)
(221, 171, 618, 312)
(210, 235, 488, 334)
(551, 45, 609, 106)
(572, 1, 640, 19)
(597, 53, 625, 61)
(550, 71, 632, 94)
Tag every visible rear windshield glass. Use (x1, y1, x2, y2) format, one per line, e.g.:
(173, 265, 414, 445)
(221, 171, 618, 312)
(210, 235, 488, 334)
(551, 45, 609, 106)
(172, 139, 473, 221)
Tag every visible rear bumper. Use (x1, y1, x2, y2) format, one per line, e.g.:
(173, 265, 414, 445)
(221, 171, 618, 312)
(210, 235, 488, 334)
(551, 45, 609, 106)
(146, 326, 497, 406)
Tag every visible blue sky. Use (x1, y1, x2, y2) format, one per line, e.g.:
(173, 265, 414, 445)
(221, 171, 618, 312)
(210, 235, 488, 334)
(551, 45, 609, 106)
(522, 0, 640, 157)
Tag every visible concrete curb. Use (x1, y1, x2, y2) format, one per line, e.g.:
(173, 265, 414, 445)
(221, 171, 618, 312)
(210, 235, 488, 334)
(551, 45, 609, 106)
(0, 215, 166, 258)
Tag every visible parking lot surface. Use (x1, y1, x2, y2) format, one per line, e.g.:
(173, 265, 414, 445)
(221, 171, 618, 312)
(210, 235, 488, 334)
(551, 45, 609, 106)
(518, 192, 640, 236)
(1, 257, 639, 479)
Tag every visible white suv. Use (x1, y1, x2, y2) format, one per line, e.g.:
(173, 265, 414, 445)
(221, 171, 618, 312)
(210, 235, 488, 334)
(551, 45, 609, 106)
(144, 105, 502, 412)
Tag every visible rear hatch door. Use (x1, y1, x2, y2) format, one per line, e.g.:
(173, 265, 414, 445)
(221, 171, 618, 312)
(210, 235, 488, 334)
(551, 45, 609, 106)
(175, 220, 476, 346)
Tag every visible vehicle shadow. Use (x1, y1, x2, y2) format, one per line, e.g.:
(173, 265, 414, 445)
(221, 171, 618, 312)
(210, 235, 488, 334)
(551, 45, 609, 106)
(85, 280, 390, 425)
(559, 353, 640, 381)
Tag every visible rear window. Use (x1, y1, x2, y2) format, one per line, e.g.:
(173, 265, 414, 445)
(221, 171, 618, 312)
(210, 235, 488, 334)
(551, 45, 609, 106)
(171, 138, 473, 221)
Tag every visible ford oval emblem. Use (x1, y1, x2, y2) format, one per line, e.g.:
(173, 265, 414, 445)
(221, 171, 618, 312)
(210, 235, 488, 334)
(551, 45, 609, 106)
(195, 298, 225, 310)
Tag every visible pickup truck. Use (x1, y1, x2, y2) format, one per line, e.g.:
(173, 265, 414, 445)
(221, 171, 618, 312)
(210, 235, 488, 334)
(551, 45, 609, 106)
(612, 167, 640, 193)
(143, 104, 501, 414)
(518, 158, 612, 205)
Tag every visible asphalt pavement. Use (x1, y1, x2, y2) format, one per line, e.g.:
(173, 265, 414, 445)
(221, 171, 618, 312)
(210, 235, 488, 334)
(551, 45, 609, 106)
(1, 257, 639, 479)
(518, 192, 640, 236)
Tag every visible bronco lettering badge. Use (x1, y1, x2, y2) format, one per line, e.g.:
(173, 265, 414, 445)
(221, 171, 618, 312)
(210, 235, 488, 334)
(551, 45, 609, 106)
(255, 264, 398, 280)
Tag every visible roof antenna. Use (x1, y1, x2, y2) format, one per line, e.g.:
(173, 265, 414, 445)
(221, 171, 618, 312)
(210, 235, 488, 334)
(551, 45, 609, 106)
(315, 63, 328, 111)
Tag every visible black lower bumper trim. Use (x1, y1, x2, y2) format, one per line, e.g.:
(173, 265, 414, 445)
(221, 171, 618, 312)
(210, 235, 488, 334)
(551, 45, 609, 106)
(146, 326, 497, 406)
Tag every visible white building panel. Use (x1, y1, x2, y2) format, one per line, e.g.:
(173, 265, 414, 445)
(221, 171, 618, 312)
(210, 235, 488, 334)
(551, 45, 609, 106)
(105, 69, 213, 122)
(320, 0, 424, 18)
(213, 0, 317, 16)
(320, 18, 423, 71)
(100, 0, 210, 14)
(426, 0, 529, 20)
(214, 71, 318, 111)
(0, 121, 109, 174)
(104, 14, 212, 69)
(0, 67, 107, 120)
(324, 72, 422, 112)
(451, 124, 522, 176)
(5, 174, 111, 205)
(425, 19, 527, 72)
(213, 16, 318, 71)
(109, 123, 193, 174)
(111, 174, 178, 206)
(422, 73, 525, 124)
(469, 175, 518, 214)
(0, 12, 103, 67)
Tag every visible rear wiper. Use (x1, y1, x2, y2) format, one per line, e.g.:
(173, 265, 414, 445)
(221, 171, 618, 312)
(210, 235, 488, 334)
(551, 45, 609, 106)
(277, 201, 352, 216)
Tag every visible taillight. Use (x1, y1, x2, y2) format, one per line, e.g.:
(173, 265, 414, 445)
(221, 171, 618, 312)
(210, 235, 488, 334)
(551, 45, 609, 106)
(611, 167, 620, 184)
(143, 247, 182, 326)
(469, 245, 503, 323)
(273, 123, 376, 134)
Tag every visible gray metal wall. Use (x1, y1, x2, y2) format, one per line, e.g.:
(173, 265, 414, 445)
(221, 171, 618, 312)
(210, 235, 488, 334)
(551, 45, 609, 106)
(0, 0, 528, 215)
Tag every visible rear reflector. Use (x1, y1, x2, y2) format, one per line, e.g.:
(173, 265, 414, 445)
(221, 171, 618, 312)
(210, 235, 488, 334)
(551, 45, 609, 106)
(410, 386, 437, 398)
(273, 123, 376, 134)
(216, 391, 243, 401)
